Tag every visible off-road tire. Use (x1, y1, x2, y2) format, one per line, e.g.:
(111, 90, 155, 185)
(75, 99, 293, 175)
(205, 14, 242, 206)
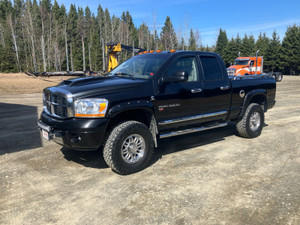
(103, 121, 154, 175)
(236, 103, 264, 138)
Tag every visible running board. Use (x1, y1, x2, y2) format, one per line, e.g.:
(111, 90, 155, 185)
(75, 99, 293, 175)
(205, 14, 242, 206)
(159, 122, 228, 139)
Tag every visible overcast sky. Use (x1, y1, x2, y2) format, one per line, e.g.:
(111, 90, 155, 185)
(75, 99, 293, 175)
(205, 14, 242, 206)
(56, 0, 300, 46)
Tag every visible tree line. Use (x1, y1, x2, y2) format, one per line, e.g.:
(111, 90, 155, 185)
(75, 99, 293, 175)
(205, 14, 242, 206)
(215, 27, 300, 74)
(0, 0, 299, 74)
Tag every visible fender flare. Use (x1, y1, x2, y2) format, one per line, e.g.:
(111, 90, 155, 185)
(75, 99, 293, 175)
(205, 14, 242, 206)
(107, 100, 158, 147)
(107, 100, 155, 118)
(238, 89, 267, 119)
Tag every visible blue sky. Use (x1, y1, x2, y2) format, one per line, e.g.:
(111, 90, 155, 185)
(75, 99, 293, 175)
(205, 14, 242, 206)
(56, 0, 300, 47)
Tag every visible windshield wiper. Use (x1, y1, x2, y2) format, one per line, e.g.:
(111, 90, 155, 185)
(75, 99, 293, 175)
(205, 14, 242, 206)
(113, 72, 137, 79)
(114, 72, 134, 77)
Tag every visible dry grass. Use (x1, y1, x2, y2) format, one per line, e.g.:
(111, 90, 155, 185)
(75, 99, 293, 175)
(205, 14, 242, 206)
(0, 73, 78, 94)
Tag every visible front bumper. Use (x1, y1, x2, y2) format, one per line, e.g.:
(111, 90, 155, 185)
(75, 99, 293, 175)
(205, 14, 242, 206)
(37, 111, 109, 151)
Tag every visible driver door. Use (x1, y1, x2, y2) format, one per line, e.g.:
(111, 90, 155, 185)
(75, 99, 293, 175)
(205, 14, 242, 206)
(154, 55, 204, 129)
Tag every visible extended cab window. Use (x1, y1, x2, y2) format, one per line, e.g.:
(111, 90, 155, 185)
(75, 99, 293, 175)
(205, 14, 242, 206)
(200, 56, 223, 80)
(167, 56, 199, 82)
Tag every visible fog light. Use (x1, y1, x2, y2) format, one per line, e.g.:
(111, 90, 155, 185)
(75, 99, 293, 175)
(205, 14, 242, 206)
(70, 136, 81, 143)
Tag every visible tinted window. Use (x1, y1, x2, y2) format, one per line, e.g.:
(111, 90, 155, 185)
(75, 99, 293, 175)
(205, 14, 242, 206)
(167, 56, 199, 82)
(200, 56, 223, 80)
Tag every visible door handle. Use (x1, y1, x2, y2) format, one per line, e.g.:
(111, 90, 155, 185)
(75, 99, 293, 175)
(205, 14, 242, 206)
(191, 88, 202, 93)
(220, 86, 230, 90)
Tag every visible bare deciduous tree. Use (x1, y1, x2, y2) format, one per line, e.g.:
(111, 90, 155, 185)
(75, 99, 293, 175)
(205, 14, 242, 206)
(8, 14, 21, 72)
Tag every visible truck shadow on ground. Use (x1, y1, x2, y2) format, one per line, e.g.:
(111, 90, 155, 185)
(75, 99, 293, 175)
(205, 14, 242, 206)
(60, 122, 252, 170)
(0, 102, 42, 155)
(61, 147, 108, 169)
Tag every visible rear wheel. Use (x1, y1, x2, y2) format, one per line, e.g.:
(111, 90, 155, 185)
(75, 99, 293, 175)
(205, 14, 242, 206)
(236, 103, 264, 138)
(276, 74, 283, 82)
(103, 121, 154, 175)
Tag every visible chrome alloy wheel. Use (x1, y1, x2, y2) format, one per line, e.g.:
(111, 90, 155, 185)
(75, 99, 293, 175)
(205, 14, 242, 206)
(121, 134, 145, 164)
(249, 112, 261, 132)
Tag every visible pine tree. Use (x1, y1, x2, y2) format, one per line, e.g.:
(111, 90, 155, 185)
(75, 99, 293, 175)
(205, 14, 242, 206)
(255, 32, 269, 57)
(189, 29, 197, 50)
(280, 25, 300, 74)
(265, 30, 281, 72)
(224, 38, 239, 66)
(215, 28, 228, 59)
(125, 11, 137, 46)
(67, 4, 80, 71)
(241, 34, 255, 56)
(160, 16, 177, 50)
(96, 4, 105, 71)
(104, 8, 111, 44)
(77, 7, 86, 71)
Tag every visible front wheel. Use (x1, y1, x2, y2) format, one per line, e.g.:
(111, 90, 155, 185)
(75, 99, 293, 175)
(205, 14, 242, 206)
(236, 103, 265, 138)
(103, 121, 154, 175)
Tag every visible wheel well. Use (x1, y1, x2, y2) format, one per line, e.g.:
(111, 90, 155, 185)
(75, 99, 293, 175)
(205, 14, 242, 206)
(106, 109, 153, 132)
(249, 94, 267, 111)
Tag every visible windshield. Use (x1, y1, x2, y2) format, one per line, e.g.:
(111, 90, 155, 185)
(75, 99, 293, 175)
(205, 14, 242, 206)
(234, 60, 249, 66)
(108, 54, 170, 79)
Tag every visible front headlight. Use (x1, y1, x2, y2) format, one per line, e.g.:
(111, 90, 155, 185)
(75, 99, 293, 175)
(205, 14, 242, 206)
(74, 98, 108, 118)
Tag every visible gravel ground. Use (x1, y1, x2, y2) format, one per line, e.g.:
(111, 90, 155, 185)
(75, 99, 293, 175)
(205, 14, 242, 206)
(0, 76, 299, 225)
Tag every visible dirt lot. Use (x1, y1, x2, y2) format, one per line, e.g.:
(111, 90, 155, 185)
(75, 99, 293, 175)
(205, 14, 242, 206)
(0, 73, 78, 94)
(0, 74, 299, 225)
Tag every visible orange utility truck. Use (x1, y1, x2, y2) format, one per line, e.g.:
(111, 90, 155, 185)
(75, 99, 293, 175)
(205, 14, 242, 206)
(227, 50, 263, 76)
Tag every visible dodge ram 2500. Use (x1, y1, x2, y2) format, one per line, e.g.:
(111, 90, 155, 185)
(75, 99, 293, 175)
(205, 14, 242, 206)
(38, 51, 276, 174)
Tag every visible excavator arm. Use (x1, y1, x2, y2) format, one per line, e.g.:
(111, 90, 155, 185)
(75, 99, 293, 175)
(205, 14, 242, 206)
(106, 43, 145, 72)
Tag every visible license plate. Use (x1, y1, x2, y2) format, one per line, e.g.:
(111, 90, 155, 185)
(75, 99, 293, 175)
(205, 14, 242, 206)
(42, 129, 50, 141)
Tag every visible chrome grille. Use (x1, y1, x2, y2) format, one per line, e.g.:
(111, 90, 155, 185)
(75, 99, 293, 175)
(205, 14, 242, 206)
(227, 68, 236, 76)
(43, 90, 72, 119)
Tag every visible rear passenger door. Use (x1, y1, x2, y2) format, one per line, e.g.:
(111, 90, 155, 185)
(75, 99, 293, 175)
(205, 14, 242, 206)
(199, 55, 231, 122)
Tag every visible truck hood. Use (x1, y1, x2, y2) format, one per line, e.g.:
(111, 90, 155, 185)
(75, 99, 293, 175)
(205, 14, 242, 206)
(54, 76, 148, 98)
(228, 65, 246, 70)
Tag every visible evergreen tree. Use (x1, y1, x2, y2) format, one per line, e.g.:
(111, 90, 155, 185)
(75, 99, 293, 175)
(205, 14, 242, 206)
(67, 4, 80, 71)
(241, 34, 255, 56)
(77, 7, 86, 71)
(265, 30, 281, 72)
(215, 28, 228, 59)
(104, 8, 111, 44)
(280, 25, 300, 74)
(224, 38, 239, 66)
(189, 29, 197, 50)
(160, 16, 177, 50)
(125, 11, 137, 46)
(255, 32, 269, 57)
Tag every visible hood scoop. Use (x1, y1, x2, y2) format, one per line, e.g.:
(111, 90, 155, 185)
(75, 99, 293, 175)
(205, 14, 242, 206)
(59, 76, 109, 87)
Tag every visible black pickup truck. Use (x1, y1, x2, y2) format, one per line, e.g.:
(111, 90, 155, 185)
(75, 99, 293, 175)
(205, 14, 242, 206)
(38, 51, 276, 174)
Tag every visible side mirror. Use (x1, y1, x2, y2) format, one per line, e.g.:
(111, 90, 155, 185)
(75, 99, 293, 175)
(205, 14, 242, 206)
(163, 71, 188, 83)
